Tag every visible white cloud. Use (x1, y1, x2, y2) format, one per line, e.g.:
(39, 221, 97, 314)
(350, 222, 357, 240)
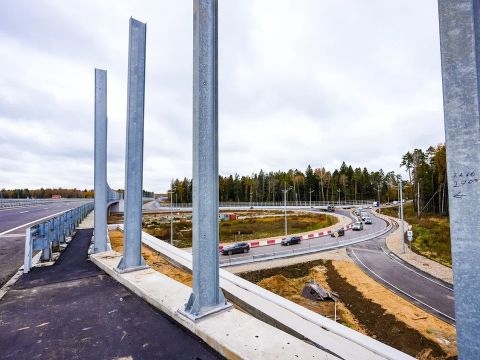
(0, 0, 444, 192)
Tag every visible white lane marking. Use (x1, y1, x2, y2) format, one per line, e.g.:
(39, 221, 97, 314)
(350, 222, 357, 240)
(380, 246, 453, 292)
(350, 248, 455, 323)
(43, 208, 49, 210)
(19, 210, 28, 214)
(0, 208, 75, 236)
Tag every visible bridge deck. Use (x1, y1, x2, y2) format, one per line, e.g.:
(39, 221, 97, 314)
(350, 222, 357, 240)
(0, 228, 222, 360)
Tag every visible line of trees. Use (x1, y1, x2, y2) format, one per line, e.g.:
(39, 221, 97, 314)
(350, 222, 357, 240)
(170, 143, 448, 217)
(0, 188, 95, 199)
(400, 144, 447, 216)
(170, 163, 400, 204)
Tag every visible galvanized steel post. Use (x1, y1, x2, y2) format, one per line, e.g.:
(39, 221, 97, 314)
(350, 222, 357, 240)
(117, 18, 147, 272)
(181, 0, 229, 320)
(438, 1, 480, 356)
(94, 69, 109, 252)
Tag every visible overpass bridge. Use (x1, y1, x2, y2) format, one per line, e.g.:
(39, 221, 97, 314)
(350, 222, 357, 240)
(2, 1, 480, 358)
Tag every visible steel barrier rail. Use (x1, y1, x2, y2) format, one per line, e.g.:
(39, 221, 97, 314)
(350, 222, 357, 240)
(151, 200, 375, 208)
(23, 202, 94, 273)
(117, 222, 410, 360)
(218, 221, 393, 267)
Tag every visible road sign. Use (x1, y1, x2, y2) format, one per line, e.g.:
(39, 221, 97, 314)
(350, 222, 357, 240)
(407, 230, 413, 242)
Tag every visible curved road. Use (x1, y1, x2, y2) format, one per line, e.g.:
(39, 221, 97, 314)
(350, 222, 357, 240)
(0, 201, 90, 286)
(221, 208, 455, 324)
(219, 209, 387, 263)
(347, 220, 455, 324)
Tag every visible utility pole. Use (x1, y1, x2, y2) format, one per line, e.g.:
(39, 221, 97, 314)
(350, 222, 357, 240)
(417, 182, 420, 217)
(398, 176, 405, 254)
(168, 189, 175, 245)
(282, 182, 292, 238)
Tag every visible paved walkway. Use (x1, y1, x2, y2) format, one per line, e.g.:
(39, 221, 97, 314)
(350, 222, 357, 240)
(0, 228, 222, 360)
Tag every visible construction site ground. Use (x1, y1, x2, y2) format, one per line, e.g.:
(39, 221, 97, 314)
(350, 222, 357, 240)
(109, 230, 456, 359)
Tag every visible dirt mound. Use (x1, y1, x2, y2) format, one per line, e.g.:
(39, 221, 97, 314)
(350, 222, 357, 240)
(239, 259, 457, 359)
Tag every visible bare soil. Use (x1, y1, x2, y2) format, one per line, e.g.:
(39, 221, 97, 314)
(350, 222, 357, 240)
(239, 260, 457, 359)
(108, 230, 192, 286)
(108, 229, 457, 359)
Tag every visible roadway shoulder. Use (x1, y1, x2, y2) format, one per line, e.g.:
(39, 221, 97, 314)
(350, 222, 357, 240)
(373, 211, 453, 284)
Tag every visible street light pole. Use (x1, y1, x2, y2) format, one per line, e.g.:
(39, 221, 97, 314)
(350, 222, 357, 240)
(398, 176, 405, 254)
(282, 182, 292, 238)
(168, 189, 175, 245)
(337, 189, 341, 206)
(309, 188, 314, 207)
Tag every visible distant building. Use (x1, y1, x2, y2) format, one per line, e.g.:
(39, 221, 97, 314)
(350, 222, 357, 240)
(52, 195, 61, 199)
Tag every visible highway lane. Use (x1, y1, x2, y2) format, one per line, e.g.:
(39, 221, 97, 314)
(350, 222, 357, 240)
(347, 233, 455, 324)
(220, 208, 455, 324)
(0, 200, 91, 286)
(219, 208, 387, 263)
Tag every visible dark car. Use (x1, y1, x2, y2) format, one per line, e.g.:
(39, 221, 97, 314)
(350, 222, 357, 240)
(281, 236, 302, 246)
(330, 228, 345, 237)
(222, 242, 250, 255)
(326, 205, 335, 212)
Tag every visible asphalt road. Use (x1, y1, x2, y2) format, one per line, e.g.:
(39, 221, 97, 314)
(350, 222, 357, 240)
(0, 229, 222, 359)
(0, 200, 89, 286)
(220, 208, 455, 324)
(347, 230, 455, 324)
(219, 209, 387, 264)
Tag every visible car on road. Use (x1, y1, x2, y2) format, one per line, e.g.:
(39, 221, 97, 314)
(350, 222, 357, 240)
(330, 228, 345, 237)
(221, 242, 250, 255)
(281, 236, 302, 246)
(364, 217, 372, 224)
(352, 221, 364, 231)
(326, 205, 335, 212)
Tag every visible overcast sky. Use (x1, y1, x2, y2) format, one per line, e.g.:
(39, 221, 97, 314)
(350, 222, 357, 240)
(0, 0, 445, 192)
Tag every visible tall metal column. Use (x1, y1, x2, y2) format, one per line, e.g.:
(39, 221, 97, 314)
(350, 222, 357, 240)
(117, 18, 147, 272)
(94, 68, 108, 252)
(438, 1, 480, 356)
(181, 0, 229, 320)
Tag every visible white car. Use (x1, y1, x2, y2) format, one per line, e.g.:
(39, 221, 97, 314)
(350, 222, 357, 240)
(352, 221, 363, 231)
(364, 217, 372, 224)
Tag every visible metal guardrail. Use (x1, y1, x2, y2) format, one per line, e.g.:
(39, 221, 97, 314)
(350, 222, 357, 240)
(218, 221, 392, 267)
(152, 200, 375, 208)
(23, 202, 94, 273)
(131, 224, 412, 360)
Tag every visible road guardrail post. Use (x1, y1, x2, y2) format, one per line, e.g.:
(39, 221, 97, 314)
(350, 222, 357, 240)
(116, 18, 148, 272)
(180, 0, 230, 321)
(438, 1, 480, 356)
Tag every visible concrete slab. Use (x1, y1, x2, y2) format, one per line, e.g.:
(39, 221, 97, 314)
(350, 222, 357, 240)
(91, 251, 338, 360)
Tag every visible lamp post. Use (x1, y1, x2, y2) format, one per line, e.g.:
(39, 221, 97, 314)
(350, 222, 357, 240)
(309, 188, 314, 207)
(397, 175, 405, 254)
(168, 189, 176, 245)
(337, 189, 341, 206)
(282, 183, 293, 238)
